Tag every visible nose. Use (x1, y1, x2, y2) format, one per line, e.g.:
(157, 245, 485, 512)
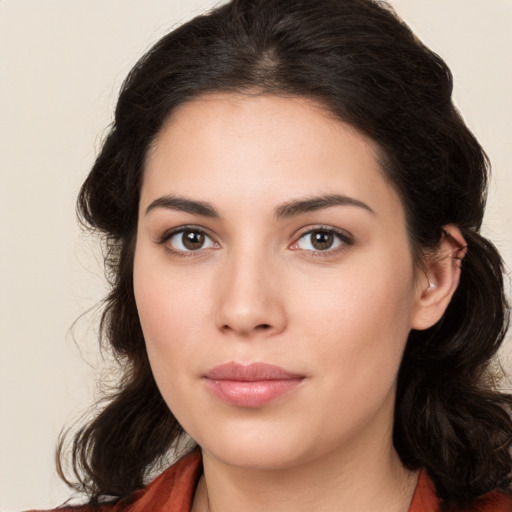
(214, 250, 287, 338)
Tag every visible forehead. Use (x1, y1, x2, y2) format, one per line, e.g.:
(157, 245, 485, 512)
(142, 93, 403, 221)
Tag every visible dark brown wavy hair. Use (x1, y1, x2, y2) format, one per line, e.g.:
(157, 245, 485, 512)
(58, 0, 512, 507)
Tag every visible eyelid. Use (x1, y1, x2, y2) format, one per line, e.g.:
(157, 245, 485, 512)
(157, 225, 220, 256)
(289, 225, 354, 254)
(157, 224, 213, 242)
(155, 224, 353, 258)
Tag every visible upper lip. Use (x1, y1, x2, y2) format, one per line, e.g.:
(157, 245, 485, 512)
(204, 362, 304, 381)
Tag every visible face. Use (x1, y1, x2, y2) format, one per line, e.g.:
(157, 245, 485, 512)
(134, 93, 426, 470)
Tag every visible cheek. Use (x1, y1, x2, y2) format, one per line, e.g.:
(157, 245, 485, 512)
(296, 252, 416, 391)
(133, 258, 214, 429)
(133, 246, 211, 372)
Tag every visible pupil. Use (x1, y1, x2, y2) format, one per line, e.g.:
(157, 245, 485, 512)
(183, 231, 204, 250)
(312, 231, 333, 250)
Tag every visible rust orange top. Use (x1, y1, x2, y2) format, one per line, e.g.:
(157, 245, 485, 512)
(30, 451, 512, 512)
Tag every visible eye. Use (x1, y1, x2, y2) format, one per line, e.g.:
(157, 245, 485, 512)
(293, 228, 352, 253)
(165, 228, 217, 252)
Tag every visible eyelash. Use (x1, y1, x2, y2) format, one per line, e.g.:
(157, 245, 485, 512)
(157, 226, 218, 258)
(291, 226, 354, 258)
(157, 225, 353, 258)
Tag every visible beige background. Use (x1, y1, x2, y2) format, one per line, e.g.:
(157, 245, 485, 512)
(1, 1, 510, 510)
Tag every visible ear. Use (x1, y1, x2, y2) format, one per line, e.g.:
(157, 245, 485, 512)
(411, 225, 467, 330)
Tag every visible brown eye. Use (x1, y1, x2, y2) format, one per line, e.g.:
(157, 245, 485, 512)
(167, 228, 216, 252)
(182, 230, 205, 250)
(295, 228, 349, 253)
(311, 231, 334, 250)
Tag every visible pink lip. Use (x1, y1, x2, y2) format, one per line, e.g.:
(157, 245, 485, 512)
(203, 362, 304, 408)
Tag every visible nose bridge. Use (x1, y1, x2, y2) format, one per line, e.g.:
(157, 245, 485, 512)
(214, 237, 285, 336)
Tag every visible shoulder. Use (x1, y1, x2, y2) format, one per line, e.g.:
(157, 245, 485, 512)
(453, 490, 512, 512)
(25, 506, 108, 512)
(25, 450, 203, 512)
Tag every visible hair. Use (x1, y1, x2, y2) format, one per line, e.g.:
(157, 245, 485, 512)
(59, 0, 512, 508)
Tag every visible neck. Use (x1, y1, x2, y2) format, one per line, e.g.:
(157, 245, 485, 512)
(192, 429, 419, 512)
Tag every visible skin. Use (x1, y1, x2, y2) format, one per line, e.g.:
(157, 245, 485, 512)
(133, 93, 462, 512)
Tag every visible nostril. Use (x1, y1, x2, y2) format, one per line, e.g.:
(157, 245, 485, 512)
(220, 323, 271, 333)
(220, 323, 272, 334)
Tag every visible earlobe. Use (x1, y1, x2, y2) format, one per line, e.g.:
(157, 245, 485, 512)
(411, 225, 467, 331)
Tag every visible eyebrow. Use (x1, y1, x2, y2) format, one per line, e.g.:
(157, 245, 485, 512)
(145, 193, 375, 219)
(145, 195, 220, 218)
(274, 194, 375, 219)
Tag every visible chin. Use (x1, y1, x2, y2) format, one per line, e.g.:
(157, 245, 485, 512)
(191, 421, 311, 470)
(194, 420, 348, 473)
(205, 443, 306, 470)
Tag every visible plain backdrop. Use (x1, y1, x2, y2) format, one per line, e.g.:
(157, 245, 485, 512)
(1, 1, 511, 510)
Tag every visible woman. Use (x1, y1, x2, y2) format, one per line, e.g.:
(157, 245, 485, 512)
(34, 0, 511, 510)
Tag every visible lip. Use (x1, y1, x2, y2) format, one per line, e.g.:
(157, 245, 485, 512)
(203, 362, 305, 408)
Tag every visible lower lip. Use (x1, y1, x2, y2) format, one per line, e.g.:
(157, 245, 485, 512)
(204, 378, 303, 408)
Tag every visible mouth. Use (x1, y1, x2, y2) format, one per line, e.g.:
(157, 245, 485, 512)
(203, 362, 305, 408)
